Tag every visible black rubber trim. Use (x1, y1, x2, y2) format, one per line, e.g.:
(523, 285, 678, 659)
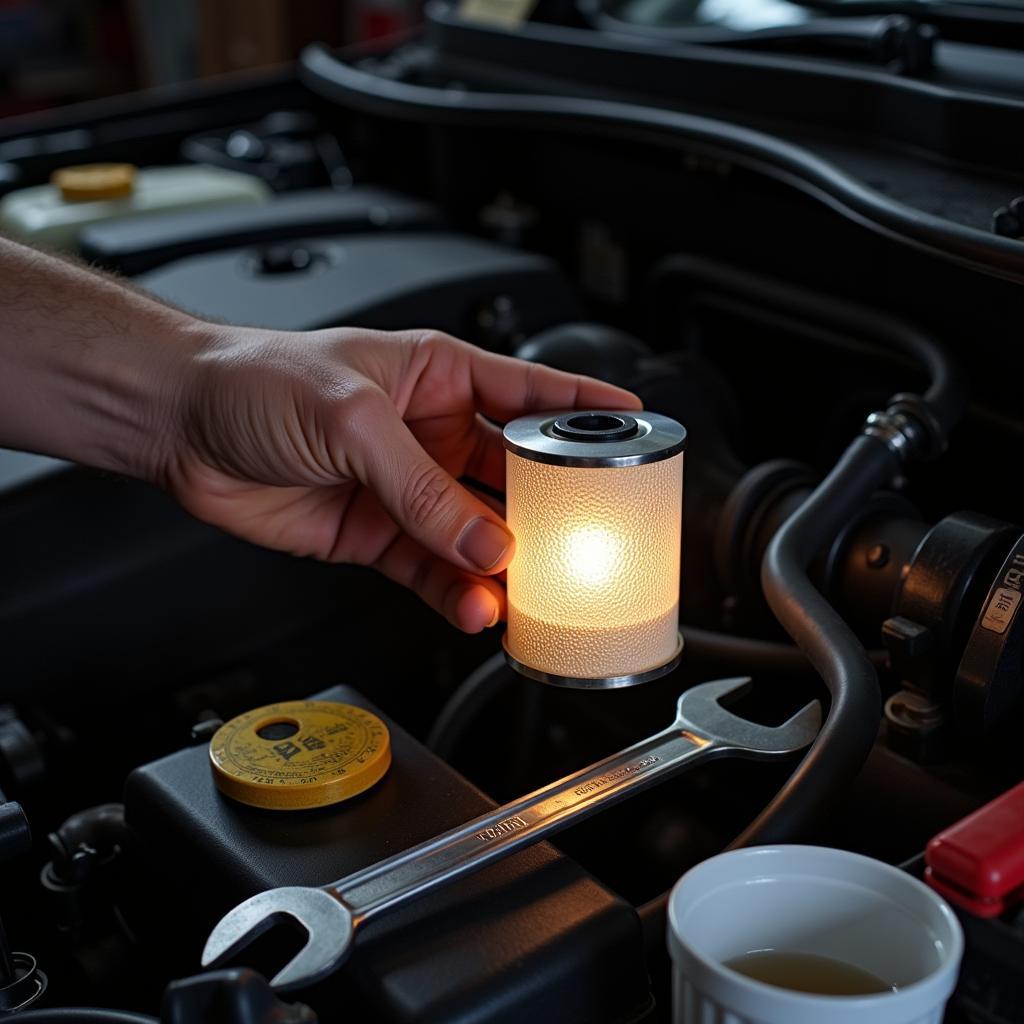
(427, 6, 1024, 169)
(299, 42, 1024, 284)
(12, 1011, 158, 1024)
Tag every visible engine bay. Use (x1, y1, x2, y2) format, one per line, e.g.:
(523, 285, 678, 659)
(2, 6, 1024, 1020)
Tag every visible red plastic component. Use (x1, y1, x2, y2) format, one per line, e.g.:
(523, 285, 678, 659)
(357, 8, 413, 42)
(926, 780, 1024, 918)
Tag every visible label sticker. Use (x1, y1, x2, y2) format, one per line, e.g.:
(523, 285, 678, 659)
(982, 587, 1021, 634)
(458, 0, 538, 29)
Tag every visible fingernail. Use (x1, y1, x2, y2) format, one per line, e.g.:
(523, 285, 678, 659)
(486, 603, 500, 628)
(457, 517, 512, 572)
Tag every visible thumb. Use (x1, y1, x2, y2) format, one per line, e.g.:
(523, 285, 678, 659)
(342, 389, 515, 574)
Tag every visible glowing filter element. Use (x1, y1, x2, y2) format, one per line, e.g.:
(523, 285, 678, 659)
(564, 526, 621, 587)
(503, 411, 686, 687)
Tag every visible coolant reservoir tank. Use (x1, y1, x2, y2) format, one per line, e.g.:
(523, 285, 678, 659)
(0, 163, 270, 252)
(503, 410, 686, 688)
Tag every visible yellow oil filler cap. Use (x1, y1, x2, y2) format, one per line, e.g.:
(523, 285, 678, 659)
(209, 700, 392, 810)
(51, 163, 136, 202)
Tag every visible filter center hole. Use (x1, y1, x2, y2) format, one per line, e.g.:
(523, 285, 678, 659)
(551, 412, 639, 442)
(569, 413, 623, 431)
(256, 718, 300, 741)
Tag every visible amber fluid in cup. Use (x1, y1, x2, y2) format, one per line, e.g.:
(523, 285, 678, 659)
(724, 950, 897, 996)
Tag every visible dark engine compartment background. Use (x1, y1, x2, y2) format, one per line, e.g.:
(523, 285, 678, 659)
(1, 15, 1023, 1022)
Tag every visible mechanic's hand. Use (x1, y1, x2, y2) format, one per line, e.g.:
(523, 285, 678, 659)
(167, 326, 641, 633)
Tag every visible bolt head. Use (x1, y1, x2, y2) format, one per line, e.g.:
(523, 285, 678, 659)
(866, 543, 891, 569)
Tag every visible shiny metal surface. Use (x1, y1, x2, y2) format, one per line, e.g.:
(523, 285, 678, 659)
(862, 405, 929, 462)
(503, 410, 687, 468)
(201, 677, 820, 991)
(502, 631, 683, 688)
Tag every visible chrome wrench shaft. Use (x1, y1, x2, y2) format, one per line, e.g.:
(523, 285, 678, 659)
(202, 676, 820, 990)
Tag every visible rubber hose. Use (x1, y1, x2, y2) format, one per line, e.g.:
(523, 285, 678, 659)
(638, 435, 903, 933)
(428, 633, 887, 760)
(12, 1010, 158, 1024)
(0, 913, 13, 986)
(650, 255, 964, 435)
(428, 653, 512, 759)
(50, 804, 127, 861)
(732, 434, 900, 847)
(298, 43, 1024, 285)
(683, 626, 887, 673)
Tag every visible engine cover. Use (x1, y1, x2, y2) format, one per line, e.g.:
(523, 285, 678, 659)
(124, 685, 652, 1024)
(136, 232, 579, 336)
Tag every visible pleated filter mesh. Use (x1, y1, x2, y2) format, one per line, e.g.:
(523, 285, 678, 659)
(505, 451, 683, 678)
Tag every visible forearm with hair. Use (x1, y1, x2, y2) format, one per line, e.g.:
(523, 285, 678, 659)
(0, 236, 206, 481)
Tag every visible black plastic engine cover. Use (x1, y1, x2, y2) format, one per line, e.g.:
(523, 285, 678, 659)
(80, 186, 443, 276)
(124, 686, 652, 1024)
(135, 232, 579, 337)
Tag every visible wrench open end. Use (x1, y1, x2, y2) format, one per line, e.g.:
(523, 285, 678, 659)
(201, 886, 353, 991)
(675, 677, 821, 758)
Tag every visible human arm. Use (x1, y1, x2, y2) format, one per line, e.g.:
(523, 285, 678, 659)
(0, 235, 641, 631)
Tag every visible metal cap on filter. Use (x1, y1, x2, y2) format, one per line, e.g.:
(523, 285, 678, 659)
(503, 411, 687, 468)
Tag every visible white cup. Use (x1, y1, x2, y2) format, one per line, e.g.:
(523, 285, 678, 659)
(667, 845, 963, 1024)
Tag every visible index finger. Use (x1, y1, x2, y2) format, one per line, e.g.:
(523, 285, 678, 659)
(466, 344, 642, 423)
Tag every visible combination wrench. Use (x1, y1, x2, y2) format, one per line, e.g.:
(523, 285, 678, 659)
(202, 676, 820, 990)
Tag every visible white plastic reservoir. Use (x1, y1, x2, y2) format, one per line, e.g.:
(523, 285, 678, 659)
(0, 163, 271, 251)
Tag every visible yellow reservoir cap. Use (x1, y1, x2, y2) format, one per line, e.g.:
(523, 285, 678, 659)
(209, 700, 391, 810)
(52, 163, 136, 202)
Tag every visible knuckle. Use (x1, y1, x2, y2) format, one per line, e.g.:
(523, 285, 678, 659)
(413, 329, 452, 352)
(335, 383, 387, 437)
(412, 330, 467, 370)
(403, 461, 457, 530)
(523, 360, 541, 409)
